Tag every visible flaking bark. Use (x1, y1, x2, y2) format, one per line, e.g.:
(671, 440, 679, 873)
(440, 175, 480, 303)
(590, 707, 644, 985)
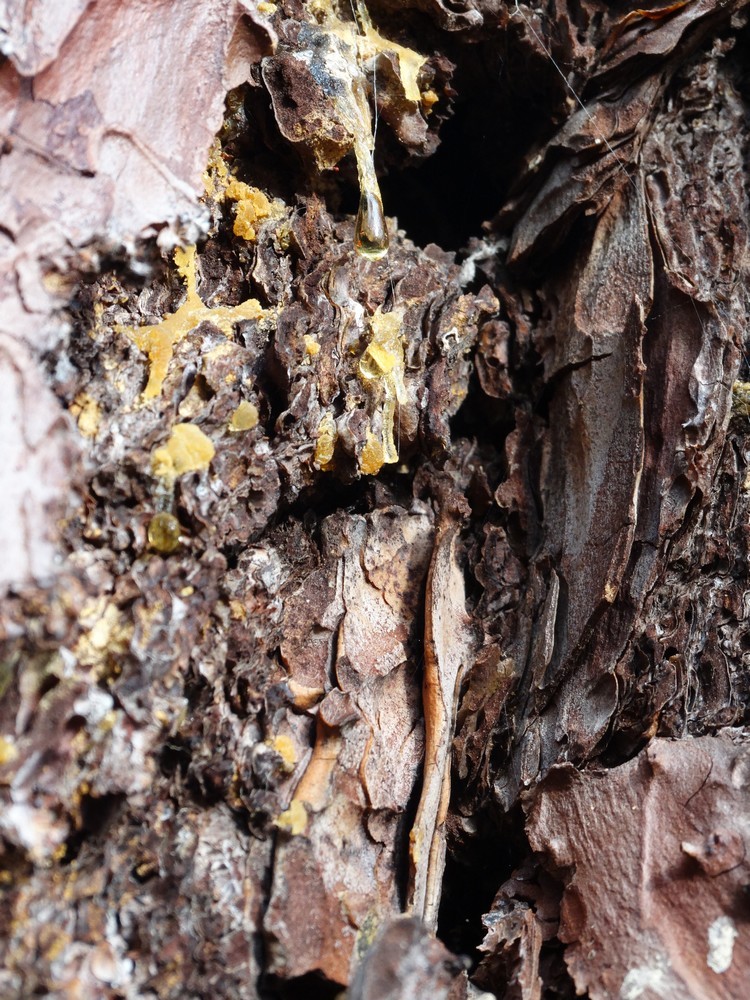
(1, 2, 749, 998)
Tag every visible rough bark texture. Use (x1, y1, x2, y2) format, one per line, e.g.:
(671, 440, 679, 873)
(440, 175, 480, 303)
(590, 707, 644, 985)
(1, 1, 750, 998)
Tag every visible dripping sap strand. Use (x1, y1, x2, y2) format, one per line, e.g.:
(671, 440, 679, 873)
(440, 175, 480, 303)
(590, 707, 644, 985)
(351, 0, 390, 260)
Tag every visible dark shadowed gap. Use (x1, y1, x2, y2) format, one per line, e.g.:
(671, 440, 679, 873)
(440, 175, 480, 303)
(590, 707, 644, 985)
(436, 804, 526, 963)
(57, 793, 126, 865)
(337, 24, 566, 253)
(263, 972, 342, 1000)
(377, 97, 509, 252)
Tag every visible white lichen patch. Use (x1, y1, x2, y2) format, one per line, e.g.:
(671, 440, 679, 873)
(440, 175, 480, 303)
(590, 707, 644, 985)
(707, 915, 737, 974)
(620, 957, 671, 999)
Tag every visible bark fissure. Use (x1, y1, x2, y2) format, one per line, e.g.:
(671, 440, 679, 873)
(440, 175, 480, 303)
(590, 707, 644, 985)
(1, 2, 750, 999)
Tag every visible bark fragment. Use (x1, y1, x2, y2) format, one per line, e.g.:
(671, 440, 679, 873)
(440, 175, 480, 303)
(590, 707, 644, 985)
(348, 916, 465, 1000)
(408, 502, 480, 929)
(2, 1, 750, 997)
(524, 733, 750, 1000)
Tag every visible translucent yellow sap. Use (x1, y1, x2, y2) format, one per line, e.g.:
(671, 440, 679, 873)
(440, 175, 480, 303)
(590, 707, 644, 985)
(358, 307, 407, 472)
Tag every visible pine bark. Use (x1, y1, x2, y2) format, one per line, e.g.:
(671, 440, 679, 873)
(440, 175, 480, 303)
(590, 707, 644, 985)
(1, 2, 749, 998)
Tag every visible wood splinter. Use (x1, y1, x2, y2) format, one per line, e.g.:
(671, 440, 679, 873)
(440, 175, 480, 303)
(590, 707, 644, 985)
(407, 513, 478, 929)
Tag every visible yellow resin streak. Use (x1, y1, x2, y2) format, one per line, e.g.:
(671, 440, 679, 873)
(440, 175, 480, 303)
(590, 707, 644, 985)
(151, 423, 216, 481)
(224, 180, 275, 242)
(314, 412, 337, 470)
(358, 307, 407, 474)
(229, 400, 259, 432)
(124, 246, 264, 400)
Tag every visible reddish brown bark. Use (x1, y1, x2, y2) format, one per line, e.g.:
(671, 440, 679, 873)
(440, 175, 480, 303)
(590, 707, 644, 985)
(1, 2, 749, 998)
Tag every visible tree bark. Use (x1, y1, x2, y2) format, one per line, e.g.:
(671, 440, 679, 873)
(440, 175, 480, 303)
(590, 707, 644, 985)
(1, 2, 749, 998)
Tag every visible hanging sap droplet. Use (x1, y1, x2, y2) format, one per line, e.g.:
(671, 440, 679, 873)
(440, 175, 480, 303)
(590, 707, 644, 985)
(147, 512, 181, 554)
(354, 189, 388, 260)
